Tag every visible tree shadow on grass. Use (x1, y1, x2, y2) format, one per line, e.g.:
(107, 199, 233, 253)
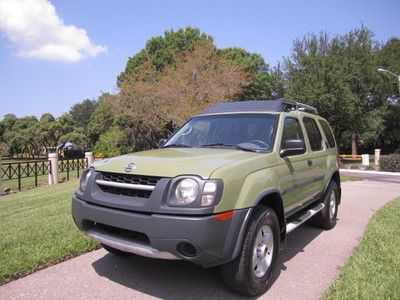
(91, 221, 324, 299)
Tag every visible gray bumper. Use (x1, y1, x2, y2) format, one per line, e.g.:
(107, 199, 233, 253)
(72, 196, 251, 267)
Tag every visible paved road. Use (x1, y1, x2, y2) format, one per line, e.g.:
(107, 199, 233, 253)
(1, 180, 400, 300)
(340, 169, 400, 184)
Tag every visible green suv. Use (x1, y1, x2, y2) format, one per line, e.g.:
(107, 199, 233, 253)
(72, 99, 340, 296)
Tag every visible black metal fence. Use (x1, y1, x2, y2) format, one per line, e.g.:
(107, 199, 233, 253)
(0, 158, 88, 191)
(59, 158, 88, 181)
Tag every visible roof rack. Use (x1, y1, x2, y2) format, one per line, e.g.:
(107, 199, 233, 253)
(281, 99, 318, 115)
(199, 98, 319, 115)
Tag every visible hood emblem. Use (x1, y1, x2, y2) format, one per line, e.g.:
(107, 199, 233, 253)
(125, 163, 137, 172)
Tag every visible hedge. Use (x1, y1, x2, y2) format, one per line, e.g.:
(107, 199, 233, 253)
(380, 154, 400, 172)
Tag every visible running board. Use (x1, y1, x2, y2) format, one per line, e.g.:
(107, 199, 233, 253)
(286, 203, 325, 234)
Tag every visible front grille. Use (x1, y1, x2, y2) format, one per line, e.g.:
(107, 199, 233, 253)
(97, 172, 165, 198)
(99, 185, 152, 198)
(101, 172, 162, 186)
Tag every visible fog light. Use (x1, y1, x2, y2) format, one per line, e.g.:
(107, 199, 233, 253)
(201, 194, 215, 206)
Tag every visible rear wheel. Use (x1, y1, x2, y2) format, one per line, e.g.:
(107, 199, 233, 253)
(220, 206, 280, 297)
(101, 243, 131, 256)
(314, 181, 339, 229)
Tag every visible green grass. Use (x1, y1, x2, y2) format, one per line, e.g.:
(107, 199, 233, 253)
(323, 197, 400, 299)
(0, 180, 99, 284)
(341, 175, 363, 182)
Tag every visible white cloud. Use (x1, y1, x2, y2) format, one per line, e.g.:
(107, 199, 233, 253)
(0, 0, 107, 62)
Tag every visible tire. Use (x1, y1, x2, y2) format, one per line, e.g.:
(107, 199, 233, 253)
(101, 243, 131, 256)
(313, 181, 339, 229)
(220, 206, 280, 297)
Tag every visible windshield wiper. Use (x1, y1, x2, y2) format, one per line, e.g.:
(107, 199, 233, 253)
(200, 143, 259, 152)
(162, 143, 193, 148)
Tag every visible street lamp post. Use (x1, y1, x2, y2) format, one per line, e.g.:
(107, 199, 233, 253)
(378, 68, 400, 98)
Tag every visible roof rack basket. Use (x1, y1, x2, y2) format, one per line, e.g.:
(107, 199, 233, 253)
(281, 99, 318, 115)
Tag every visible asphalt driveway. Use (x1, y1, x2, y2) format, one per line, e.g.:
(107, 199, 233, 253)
(1, 180, 400, 300)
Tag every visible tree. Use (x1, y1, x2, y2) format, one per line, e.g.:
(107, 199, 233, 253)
(221, 47, 278, 99)
(111, 40, 248, 150)
(284, 27, 383, 154)
(118, 27, 213, 84)
(87, 93, 114, 147)
(93, 127, 133, 158)
(69, 99, 97, 129)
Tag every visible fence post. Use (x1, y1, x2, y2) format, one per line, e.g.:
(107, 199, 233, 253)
(361, 154, 370, 166)
(85, 152, 94, 167)
(374, 149, 381, 169)
(48, 153, 59, 185)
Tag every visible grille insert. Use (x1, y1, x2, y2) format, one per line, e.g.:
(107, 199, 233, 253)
(97, 172, 165, 198)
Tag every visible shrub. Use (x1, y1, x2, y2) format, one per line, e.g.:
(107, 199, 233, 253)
(380, 155, 400, 172)
(93, 127, 133, 158)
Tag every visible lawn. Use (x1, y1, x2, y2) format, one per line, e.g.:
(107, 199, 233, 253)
(0, 180, 99, 284)
(323, 197, 400, 299)
(341, 175, 363, 182)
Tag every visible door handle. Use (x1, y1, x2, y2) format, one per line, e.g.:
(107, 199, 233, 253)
(307, 160, 313, 167)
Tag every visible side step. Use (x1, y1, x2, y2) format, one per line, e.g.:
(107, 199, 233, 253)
(286, 203, 325, 234)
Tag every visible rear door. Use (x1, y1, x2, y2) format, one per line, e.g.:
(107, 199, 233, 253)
(301, 116, 326, 198)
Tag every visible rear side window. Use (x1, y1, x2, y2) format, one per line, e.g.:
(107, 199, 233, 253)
(319, 119, 336, 148)
(303, 117, 323, 151)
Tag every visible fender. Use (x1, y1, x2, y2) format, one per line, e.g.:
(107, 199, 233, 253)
(230, 188, 285, 261)
(324, 170, 341, 205)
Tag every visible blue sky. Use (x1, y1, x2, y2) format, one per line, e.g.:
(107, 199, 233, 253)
(0, 0, 399, 119)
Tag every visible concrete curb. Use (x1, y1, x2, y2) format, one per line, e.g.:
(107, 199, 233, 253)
(340, 169, 400, 176)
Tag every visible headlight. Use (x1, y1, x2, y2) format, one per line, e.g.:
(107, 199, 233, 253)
(79, 168, 93, 192)
(172, 178, 199, 205)
(167, 177, 223, 207)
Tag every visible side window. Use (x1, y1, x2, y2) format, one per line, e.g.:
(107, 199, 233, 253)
(281, 117, 305, 147)
(319, 119, 336, 148)
(303, 117, 323, 151)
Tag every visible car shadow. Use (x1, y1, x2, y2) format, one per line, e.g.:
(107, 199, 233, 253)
(91, 221, 324, 299)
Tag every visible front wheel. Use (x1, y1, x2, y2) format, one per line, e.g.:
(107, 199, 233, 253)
(314, 181, 339, 229)
(220, 206, 280, 297)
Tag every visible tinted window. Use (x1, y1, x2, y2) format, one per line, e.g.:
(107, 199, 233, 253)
(319, 119, 336, 148)
(303, 117, 323, 151)
(281, 117, 304, 147)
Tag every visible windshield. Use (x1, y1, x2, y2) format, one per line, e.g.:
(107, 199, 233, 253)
(164, 114, 278, 152)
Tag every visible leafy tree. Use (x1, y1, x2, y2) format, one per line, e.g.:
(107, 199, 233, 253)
(112, 40, 247, 150)
(4, 116, 40, 158)
(284, 27, 383, 154)
(69, 99, 97, 129)
(118, 27, 213, 84)
(93, 127, 133, 158)
(221, 47, 278, 99)
(87, 93, 113, 146)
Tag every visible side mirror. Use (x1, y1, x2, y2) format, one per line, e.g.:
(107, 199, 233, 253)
(280, 139, 305, 157)
(159, 138, 167, 148)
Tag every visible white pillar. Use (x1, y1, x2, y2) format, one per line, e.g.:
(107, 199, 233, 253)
(48, 153, 58, 185)
(374, 149, 381, 168)
(85, 152, 94, 167)
(361, 154, 370, 166)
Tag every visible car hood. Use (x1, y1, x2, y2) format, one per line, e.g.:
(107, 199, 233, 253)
(92, 148, 258, 178)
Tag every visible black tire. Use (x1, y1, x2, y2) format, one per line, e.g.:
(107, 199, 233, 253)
(220, 206, 280, 297)
(101, 243, 131, 256)
(313, 181, 339, 229)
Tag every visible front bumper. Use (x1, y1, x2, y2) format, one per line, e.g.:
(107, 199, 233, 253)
(72, 196, 251, 267)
